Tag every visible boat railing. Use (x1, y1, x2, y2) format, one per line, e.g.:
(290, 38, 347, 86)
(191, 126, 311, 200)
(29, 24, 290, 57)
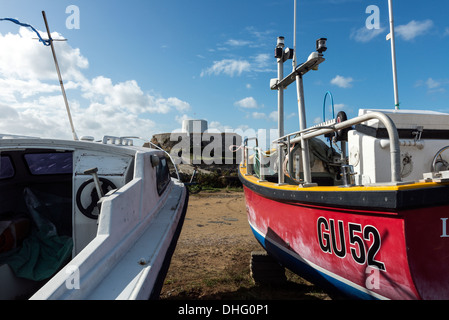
(121, 136, 181, 181)
(102, 136, 134, 146)
(243, 111, 402, 186)
(242, 137, 258, 176)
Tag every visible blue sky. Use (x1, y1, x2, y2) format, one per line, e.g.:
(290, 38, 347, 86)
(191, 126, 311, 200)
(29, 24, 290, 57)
(1, 0, 448, 141)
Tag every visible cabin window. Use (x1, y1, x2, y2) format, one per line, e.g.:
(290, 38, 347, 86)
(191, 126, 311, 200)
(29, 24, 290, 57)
(24, 152, 73, 175)
(0, 156, 14, 179)
(156, 156, 170, 195)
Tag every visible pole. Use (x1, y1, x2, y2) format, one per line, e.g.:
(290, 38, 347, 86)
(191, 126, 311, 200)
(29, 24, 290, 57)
(276, 37, 286, 185)
(42, 11, 79, 140)
(293, 0, 312, 184)
(387, 0, 400, 110)
(296, 74, 312, 183)
(292, 0, 297, 70)
(277, 39, 285, 139)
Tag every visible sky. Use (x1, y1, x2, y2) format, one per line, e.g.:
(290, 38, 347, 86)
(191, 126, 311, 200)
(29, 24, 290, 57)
(0, 0, 448, 142)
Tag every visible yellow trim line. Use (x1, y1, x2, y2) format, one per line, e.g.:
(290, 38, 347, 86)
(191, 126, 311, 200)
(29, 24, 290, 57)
(239, 164, 447, 192)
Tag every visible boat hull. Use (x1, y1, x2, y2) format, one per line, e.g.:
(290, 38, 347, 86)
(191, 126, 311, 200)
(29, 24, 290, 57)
(242, 181, 449, 300)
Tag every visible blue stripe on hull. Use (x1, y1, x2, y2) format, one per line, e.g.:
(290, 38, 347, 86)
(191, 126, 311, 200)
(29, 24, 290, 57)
(249, 224, 384, 300)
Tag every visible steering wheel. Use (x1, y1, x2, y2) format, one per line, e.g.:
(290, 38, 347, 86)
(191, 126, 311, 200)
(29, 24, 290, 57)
(76, 178, 116, 219)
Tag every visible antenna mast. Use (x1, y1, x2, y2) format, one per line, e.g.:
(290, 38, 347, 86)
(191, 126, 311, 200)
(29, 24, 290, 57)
(293, 0, 297, 69)
(387, 0, 400, 110)
(42, 10, 79, 140)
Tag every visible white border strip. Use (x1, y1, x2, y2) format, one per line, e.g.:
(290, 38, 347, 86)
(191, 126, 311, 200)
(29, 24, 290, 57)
(249, 220, 388, 300)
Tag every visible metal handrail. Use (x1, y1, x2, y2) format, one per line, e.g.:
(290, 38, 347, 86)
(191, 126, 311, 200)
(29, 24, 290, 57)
(243, 137, 259, 175)
(273, 111, 401, 183)
(121, 136, 181, 181)
(431, 145, 449, 172)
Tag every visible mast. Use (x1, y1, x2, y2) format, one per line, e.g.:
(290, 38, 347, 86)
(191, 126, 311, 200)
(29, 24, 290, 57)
(296, 73, 312, 184)
(293, 0, 312, 184)
(271, 0, 326, 186)
(42, 11, 79, 140)
(293, 0, 297, 70)
(275, 36, 286, 185)
(387, 0, 400, 110)
(276, 36, 285, 139)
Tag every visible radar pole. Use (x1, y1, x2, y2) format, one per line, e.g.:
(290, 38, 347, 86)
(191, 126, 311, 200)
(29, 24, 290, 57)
(387, 0, 400, 110)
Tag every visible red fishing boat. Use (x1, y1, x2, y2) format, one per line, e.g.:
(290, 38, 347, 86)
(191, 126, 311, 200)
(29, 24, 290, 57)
(239, 0, 449, 300)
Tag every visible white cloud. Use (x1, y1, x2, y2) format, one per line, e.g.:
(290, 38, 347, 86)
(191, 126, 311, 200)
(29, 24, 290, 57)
(81, 76, 191, 115)
(165, 97, 191, 113)
(200, 54, 273, 78)
(77, 103, 157, 138)
(0, 27, 88, 82)
(252, 112, 267, 120)
(415, 77, 447, 93)
(0, 78, 61, 102)
(234, 97, 259, 109)
(248, 111, 278, 122)
(350, 26, 386, 43)
(175, 114, 190, 125)
(395, 20, 433, 41)
(331, 75, 354, 88)
(253, 53, 271, 70)
(200, 59, 251, 77)
(83, 77, 147, 113)
(444, 27, 449, 37)
(200, 26, 274, 78)
(245, 26, 273, 43)
(426, 78, 441, 89)
(0, 28, 191, 139)
(208, 121, 232, 132)
(225, 39, 252, 47)
(251, 53, 275, 73)
(351, 20, 434, 43)
(0, 104, 19, 118)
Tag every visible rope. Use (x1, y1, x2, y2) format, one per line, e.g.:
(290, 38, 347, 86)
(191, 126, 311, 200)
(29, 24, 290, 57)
(228, 145, 243, 153)
(0, 17, 51, 46)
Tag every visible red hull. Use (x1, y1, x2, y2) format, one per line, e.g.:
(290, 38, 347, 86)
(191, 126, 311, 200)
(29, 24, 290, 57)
(244, 186, 449, 300)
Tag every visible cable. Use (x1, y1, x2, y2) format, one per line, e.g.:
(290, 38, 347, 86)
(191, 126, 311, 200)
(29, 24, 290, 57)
(323, 91, 335, 122)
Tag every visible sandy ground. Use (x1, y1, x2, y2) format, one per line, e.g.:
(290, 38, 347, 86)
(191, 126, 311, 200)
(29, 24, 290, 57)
(159, 190, 332, 300)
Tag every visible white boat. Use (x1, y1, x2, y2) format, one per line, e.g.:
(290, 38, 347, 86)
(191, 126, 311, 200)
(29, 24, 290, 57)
(0, 134, 188, 300)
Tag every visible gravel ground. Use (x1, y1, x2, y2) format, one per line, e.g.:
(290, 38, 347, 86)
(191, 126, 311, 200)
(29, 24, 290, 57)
(159, 190, 333, 300)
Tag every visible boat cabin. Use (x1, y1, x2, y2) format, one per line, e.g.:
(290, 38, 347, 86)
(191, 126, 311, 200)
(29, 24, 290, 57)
(349, 109, 449, 184)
